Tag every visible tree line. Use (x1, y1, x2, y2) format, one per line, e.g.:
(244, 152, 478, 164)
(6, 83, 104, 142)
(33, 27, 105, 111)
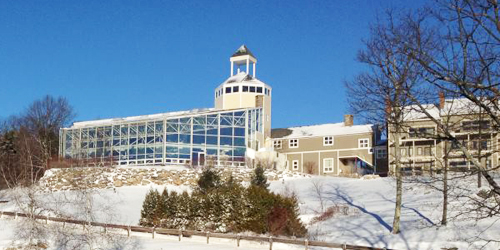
(0, 95, 75, 188)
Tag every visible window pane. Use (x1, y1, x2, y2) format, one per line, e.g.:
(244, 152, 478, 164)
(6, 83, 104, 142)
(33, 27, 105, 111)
(179, 134, 191, 143)
(206, 149, 217, 155)
(234, 147, 245, 156)
(250, 86, 256, 92)
(220, 127, 232, 136)
(193, 135, 206, 144)
(243, 86, 249, 92)
(179, 147, 190, 154)
(226, 87, 232, 93)
(220, 137, 232, 146)
(166, 153, 178, 158)
(257, 87, 263, 93)
(207, 136, 218, 145)
(234, 128, 245, 137)
(207, 128, 218, 135)
(234, 137, 245, 147)
(233, 86, 239, 92)
(166, 146, 178, 153)
(166, 134, 178, 143)
(138, 147, 145, 154)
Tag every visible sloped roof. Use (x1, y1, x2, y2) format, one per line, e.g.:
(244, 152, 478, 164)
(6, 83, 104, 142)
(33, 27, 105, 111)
(231, 45, 256, 58)
(219, 72, 267, 87)
(403, 98, 491, 121)
(271, 123, 374, 139)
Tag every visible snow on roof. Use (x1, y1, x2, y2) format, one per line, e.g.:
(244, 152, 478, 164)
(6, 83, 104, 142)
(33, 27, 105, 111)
(403, 98, 489, 121)
(272, 122, 374, 139)
(70, 108, 216, 128)
(218, 72, 268, 87)
(403, 103, 440, 121)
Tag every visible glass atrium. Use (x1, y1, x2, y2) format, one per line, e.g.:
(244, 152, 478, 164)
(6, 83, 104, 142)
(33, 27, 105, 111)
(59, 108, 263, 166)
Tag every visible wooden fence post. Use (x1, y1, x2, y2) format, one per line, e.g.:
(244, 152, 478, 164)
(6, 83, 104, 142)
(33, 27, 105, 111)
(178, 229, 182, 241)
(45, 215, 49, 224)
(127, 226, 131, 237)
(343, 243, 347, 250)
(237, 233, 240, 247)
(63, 221, 65, 228)
(15, 212, 18, 220)
(206, 231, 210, 244)
(269, 236, 273, 250)
(304, 239, 308, 250)
(152, 227, 155, 239)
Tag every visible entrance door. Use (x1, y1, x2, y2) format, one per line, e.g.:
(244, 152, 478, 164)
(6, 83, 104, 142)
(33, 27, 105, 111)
(198, 152, 205, 166)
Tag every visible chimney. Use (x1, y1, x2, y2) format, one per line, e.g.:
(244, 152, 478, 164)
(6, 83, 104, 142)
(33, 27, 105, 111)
(439, 92, 445, 109)
(344, 114, 354, 126)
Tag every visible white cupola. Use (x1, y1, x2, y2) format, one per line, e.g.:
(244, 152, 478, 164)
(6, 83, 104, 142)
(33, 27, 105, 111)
(230, 45, 257, 77)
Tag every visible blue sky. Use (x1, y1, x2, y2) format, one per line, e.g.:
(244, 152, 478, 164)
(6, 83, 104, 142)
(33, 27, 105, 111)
(0, 0, 426, 128)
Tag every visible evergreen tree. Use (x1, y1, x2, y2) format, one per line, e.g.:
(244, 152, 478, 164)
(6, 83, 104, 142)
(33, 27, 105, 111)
(197, 166, 222, 193)
(139, 188, 160, 226)
(251, 164, 269, 189)
(164, 191, 179, 228)
(158, 188, 169, 227)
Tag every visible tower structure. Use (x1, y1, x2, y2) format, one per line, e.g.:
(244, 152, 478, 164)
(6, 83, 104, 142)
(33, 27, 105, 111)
(214, 45, 272, 141)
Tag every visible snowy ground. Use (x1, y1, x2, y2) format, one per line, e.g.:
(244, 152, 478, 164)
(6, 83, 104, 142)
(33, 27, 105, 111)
(271, 176, 500, 250)
(0, 218, 305, 250)
(1, 174, 499, 250)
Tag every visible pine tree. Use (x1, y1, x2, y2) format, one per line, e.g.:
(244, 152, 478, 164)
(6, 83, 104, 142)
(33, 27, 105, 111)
(251, 164, 269, 189)
(164, 191, 179, 228)
(139, 188, 160, 226)
(197, 166, 222, 193)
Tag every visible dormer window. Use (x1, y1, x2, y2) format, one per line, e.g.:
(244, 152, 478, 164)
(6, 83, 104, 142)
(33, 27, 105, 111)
(323, 136, 334, 146)
(289, 139, 299, 148)
(359, 138, 369, 148)
(273, 140, 282, 149)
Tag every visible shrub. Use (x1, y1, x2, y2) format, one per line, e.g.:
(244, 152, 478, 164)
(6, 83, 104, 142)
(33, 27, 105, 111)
(304, 162, 316, 175)
(139, 173, 307, 237)
(251, 164, 269, 189)
(267, 205, 288, 236)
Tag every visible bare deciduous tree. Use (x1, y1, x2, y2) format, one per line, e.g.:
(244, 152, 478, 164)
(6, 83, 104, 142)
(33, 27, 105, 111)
(345, 10, 430, 234)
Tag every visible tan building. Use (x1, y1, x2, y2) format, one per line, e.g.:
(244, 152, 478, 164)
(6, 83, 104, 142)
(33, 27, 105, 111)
(388, 96, 499, 174)
(271, 115, 387, 175)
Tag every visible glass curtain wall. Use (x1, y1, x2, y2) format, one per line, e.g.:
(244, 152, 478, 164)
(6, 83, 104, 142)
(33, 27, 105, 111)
(60, 108, 262, 167)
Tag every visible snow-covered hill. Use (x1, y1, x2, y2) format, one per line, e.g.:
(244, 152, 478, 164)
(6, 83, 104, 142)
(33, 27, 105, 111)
(1, 174, 499, 250)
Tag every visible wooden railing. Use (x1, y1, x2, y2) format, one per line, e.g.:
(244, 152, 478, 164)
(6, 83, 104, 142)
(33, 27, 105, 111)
(0, 210, 394, 250)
